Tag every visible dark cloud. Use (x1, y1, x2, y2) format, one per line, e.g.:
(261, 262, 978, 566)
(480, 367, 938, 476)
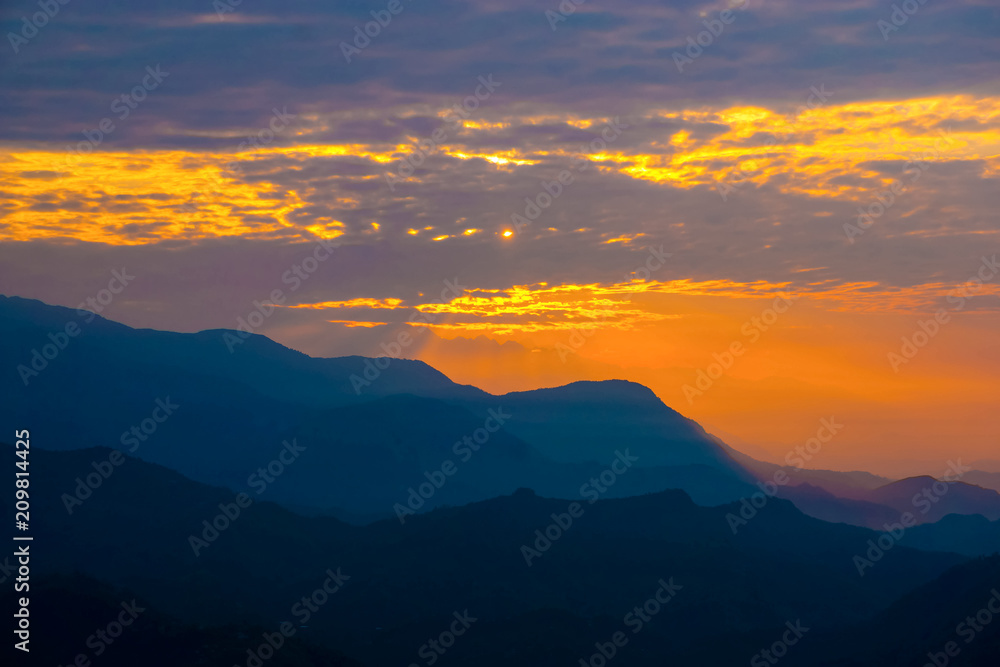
(1, 0, 997, 147)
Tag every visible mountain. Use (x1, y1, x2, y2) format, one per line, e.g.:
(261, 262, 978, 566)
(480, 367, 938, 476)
(1, 573, 362, 667)
(775, 482, 903, 529)
(970, 459, 1000, 473)
(790, 555, 1000, 666)
(865, 476, 1000, 523)
(718, 437, 1000, 529)
(0, 295, 755, 519)
(770, 475, 1000, 530)
(3, 295, 991, 665)
(3, 444, 969, 667)
(898, 514, 1000, 557)
(496, 380, 747, 472)
(964, 470, 1000, 493)
(713, 430, 1000, 529)
(717, 437, 892, 500)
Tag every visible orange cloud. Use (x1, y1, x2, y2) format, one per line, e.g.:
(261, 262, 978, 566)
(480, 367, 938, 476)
(3, 94, 998, 244)
(326, 320, 389, 328)
(288, 298, 404, 309)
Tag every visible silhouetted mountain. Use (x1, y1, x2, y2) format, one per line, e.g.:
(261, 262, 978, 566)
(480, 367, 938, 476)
(970, 459, 1000, 474)
(790, 555, 1000, 666)
(0, 574, 361, 667)
(866, 476, 1000, 523)
(717, 437, 892, 499)
(899, 514, 1000, 557)
(5, 295, 992, 665)
(776, 482, 902, 528)
(964, 470, 1000, 493)
(771, 475, 1000, 530)
(497, 380, 747, 472)
(3, 444, 969, 667)
(0, 295, 756, 519)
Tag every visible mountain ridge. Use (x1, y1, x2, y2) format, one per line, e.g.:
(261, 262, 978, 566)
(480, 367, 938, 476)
(0, 295, 756, 519)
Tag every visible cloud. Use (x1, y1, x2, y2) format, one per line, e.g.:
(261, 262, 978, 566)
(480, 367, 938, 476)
(1, 0, 998, 147)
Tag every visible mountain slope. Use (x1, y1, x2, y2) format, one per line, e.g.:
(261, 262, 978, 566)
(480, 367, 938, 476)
(769, 476, 1000, 530)
(715, 435, 892, 499)
(775, 482, 902, 528)
(495, 380, 750, 474)
(866, 475, 1000, 523)
(1, 573, 361, 667)
(899, 514, 1000, 557)
(0, 295, 755, 517)
(791, 555, 1000, 666)
(964, 470, 1000, 493)
(6, 444, 968, 667)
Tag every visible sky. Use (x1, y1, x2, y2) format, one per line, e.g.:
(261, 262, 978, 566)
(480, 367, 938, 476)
(1, 0, 998, 476)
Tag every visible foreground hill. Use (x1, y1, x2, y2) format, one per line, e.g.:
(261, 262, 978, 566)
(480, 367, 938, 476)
(1, 574, 362, 667)
(791, 555, 1000, 666)
(3, 444, 969, 666)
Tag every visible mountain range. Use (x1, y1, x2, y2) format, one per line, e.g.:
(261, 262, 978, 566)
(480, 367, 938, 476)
(4, 444, 991, 667)
(3, 294, 1000, 665)
(4, 294, 999, 528)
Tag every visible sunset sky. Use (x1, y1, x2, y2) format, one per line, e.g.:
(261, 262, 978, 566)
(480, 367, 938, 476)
(2, 0, 998, 476)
